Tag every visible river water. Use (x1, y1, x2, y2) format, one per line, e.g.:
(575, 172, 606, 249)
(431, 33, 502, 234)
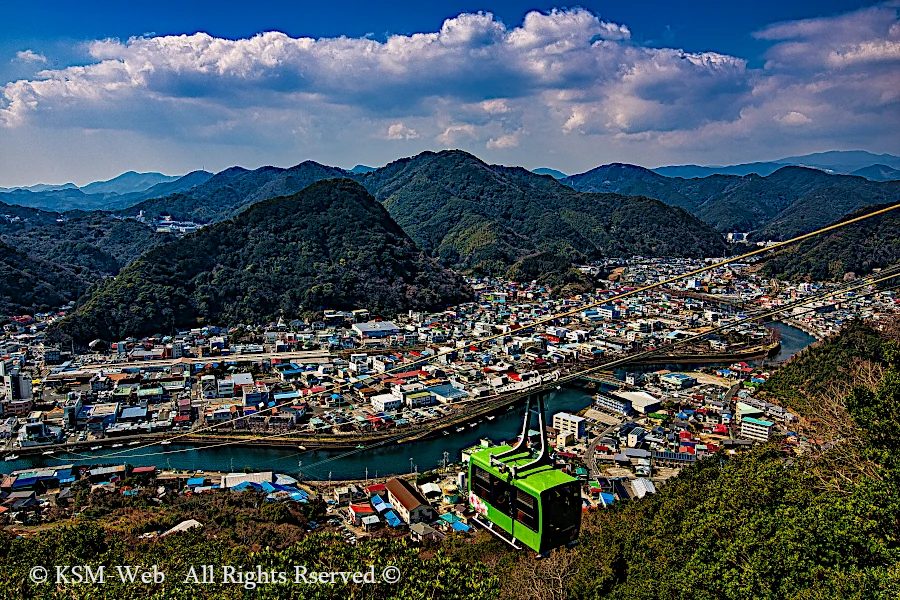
(2, 323, 816, 480)
(3, 388, 597, 480)
(765, 321, 817, 363)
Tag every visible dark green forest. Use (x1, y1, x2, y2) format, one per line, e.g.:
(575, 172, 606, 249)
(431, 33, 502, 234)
(0, 239, 76, 315)
(564, 163, 900, 240)
(0, 208, 172, 316)
(762, 203, 900, 281)
(361, 150, 726, 274)
(120, 162, 350, 223)
(50, 179, 471, 344)
(758, 320, 891, 415)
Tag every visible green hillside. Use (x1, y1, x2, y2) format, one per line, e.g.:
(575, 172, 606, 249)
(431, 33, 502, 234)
(0, 240, 78, 316)
(50, 179, 471, 343)
(120, 162, 349, 222)
(0, 207, 173, 314)
(564, 164, 900, 239)
(762, 203, 900, 280)
(360, 150, 726, 274)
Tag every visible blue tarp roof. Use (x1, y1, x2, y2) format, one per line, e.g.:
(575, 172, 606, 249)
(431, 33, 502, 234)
(186, 477, 205, 486)
(384, 511, 402, 527)
(451, 521, 470, 532)
(231, 481, 262, 492)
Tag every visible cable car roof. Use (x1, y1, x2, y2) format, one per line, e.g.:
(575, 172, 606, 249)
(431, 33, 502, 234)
(470, 445, 576, 494)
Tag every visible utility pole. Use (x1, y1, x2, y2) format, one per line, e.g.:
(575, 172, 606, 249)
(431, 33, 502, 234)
(365, 467, 368, 485)
(409, 457, 414, 474)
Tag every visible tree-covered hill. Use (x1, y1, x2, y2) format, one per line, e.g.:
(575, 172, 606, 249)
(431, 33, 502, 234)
(762, 203, 900, 281)
(358, 150, 726, 274)
(0, 207, 173, 314)
(50, 179, 471, 344)
(112, 151, 726, 276)
(564, 164, 900, 239)
(0, 240, 79, 316)
(1, 211, 173, 278)
(757, 319, 894, 415)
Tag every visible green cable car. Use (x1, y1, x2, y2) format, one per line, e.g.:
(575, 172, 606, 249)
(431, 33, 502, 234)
(468, 392, 582, 553)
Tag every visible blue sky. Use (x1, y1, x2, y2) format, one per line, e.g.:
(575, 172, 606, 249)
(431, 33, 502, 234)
(1, 1, 898, 185)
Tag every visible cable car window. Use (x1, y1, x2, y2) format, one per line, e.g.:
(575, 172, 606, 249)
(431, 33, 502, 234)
(515, 489, 539, 531)
(472, 466, 491, 500)
(491, 474, 513, 516)
(542, 482, 581, 534)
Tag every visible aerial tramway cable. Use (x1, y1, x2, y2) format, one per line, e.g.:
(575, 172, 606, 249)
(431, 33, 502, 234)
(67, 262, 900, 464)
(73, 202, 900, 461)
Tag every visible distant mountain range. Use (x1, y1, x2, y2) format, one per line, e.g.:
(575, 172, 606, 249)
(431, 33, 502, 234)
(531, 168, 567, 179)
(563, 162, 900, 240)
(850, 164, 900, 182)
(118, 149, 727, 274)
(0, 170, 213, 212)
(4, 148, 900, 329)
(654, 150, 900, 179)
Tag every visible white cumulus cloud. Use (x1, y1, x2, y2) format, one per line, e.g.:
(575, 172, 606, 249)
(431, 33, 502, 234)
(0, 5, 897, 182)
(386, 122, 419, 140)
(14, 50, 47, 64)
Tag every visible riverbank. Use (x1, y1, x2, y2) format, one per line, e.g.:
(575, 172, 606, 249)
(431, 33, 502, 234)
(772, 316, 825, 341)
(0, 388, 599, 480)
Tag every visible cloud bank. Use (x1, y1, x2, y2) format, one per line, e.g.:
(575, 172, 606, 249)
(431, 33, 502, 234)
(1, 4, 898, 182)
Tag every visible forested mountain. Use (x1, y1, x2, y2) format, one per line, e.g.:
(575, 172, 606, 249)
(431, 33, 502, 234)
(358, 150, 726, 275)
(761, 203, 900, 281)
(564, 164, 900, 239)
(757, 320, 889, 414)
(850, 164, 900, 182)
(0, 205, 173, 315)
(1, 211, 173, 278)
(0, 240, 80, 316)
(50, 179, 471, 344)
(119, 162, 348, 222)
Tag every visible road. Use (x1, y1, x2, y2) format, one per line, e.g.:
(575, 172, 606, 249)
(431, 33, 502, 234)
(583, 416, 625, 481)
(77, 349, 332, 370)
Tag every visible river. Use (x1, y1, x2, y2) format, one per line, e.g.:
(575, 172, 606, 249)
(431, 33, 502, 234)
(2, 324, 816, 480)
(764, 321, 817, 363)
(2, 388, 597, 480)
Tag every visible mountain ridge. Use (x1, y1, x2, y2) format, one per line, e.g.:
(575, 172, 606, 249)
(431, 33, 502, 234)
(49, 179, 471, 343)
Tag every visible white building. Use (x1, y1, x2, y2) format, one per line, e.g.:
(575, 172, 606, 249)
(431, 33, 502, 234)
(740, 417, 774, 442)
(553, 412, 586, 439)
(371, 393, 403, 413)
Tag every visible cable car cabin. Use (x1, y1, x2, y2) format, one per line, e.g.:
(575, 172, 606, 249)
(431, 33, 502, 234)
(468, 444, 581, 553)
